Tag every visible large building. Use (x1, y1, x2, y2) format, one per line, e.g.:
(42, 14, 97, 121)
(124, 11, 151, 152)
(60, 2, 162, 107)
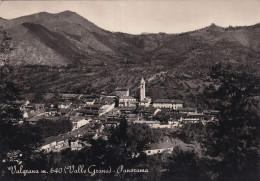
(153, 99, 183, 110)
(114, 88, 129, 97)
(119, 96, 137, 107)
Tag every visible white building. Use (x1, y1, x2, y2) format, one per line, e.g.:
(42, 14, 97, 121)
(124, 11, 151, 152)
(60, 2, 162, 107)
(99, 102, 115, 116)
(85, 99, 95, 105)
(69, 138, 85, 151)
(41, 126, 90, 153)
(144, 141, 175, 155)
(22, 111, 29, 119)
(58, 101, 72, 109)
(119, 96, 137, 107)
(179, 107, 197, 114)
(153, 99, 183, 110)
(179, 114, 203, 123)
(70, 116, 90, 130)
(41, 136, 60, 153)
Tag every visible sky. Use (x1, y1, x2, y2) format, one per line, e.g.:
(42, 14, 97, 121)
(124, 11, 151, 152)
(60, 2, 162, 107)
(0, 0, 260, 34)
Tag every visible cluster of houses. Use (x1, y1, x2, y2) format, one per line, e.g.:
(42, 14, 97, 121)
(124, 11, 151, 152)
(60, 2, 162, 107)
(16, 78, 219, 155)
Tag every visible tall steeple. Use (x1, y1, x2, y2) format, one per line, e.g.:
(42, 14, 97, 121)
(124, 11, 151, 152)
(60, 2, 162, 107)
(140, 78, 146, 101)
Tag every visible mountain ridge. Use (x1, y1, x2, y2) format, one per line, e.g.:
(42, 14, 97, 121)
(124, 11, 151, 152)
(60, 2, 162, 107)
(1, 11, 259, 100)
(0, 11, 260, 74)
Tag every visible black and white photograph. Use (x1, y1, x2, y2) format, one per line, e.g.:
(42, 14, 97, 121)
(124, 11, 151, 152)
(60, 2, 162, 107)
(0, 0, 259, 180)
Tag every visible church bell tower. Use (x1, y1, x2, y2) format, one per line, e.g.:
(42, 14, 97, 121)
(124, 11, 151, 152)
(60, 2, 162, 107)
(140, 78, 145, 101)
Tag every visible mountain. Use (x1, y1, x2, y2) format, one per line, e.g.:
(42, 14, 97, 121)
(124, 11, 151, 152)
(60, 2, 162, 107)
(1, 11, 260, 99)
(1, 11, 260, 69)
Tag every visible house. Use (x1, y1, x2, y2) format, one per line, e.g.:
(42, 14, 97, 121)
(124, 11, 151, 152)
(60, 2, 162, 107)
(22, 111, 29, 119)
(119, 96, 137, 107)
(168, 120, 181, 127)
(106, 108, 121, 119)
(151, 124, 174, 129)
(114, 88, 129, 97)
(60, 108, 70, 116)
(98, 102, 115, 116)
(74, 103, 86, 110)
(144, 141, 175, 156)
(55, 136, 70, 151)
(69, 125, 90, 137)
(179, 114, 204, 123)
(44, 103, 55, 109)
(179, 107, 197, 114)
(19, 100, 30, 110)
(61, 93, 79, 100)
(85, 99, 95, 105)
(100, 95, 117, 103)
(135, 106, 158, 119)
(58, 101, 72, 109)
(41, 126, 90, 152)
(45, 108, 60, 116)
(153, 99, 183, 110)
(23, 103, 45, 111)
(42, 134, 72, 152)
(41, 136, 58, 153)
(133, 120, 161, 128)
(77, 104, 102, 117)
(118, 107, 136, 114)
(153, 99, 173, 109)
(69, 137, 84, 151)
(201, 115, 216, 125)
(203, 110, 220, 116)
(139, 97, 152, 107)
(126, 114, 140, 122)
(70, 116, 90, 130)
(105, 119, 121, 127)
(77, 109, 99, 117)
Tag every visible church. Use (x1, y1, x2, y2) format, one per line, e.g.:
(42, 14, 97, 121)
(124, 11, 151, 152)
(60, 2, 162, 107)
(117, 78, 151, 108)
(139, 78, 152, 107)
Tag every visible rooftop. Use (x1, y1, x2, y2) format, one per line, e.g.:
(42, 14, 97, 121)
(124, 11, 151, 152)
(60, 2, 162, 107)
(153, 99, 172, 103)
(43, 125, 90, 145)
(182, 114, 204, 119)
(115, 88, 129, 91)
(119, 96, 136, 100)
(203, 110, 220, 115)
(179, 107, 197, 111)
(70, 116, 88, 122)
(85, 99, 95, 102)
(148, 141, 175, 150)
(60, 108, 70, 114)
(118, 107, 136, 111)
(153, 99, 183, 104)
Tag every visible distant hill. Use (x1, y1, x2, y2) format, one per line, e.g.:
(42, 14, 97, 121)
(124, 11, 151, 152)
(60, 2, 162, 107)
(0, 10, 259, 70)
(1, 11, 260, 100)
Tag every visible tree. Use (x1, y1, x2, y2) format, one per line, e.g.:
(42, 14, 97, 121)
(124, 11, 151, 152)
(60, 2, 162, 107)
(163, 147, 210, 181)
(0, 29, 47, 177)
(203, 64, 260, 180)
(0, 79, 47, 177)
(32, 90, 44, 103)
(36, 119, 72, 138)
(0, 28, 13, 65)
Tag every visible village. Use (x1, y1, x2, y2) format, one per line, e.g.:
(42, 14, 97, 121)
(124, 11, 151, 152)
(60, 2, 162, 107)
(15, 78, 219, 156)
